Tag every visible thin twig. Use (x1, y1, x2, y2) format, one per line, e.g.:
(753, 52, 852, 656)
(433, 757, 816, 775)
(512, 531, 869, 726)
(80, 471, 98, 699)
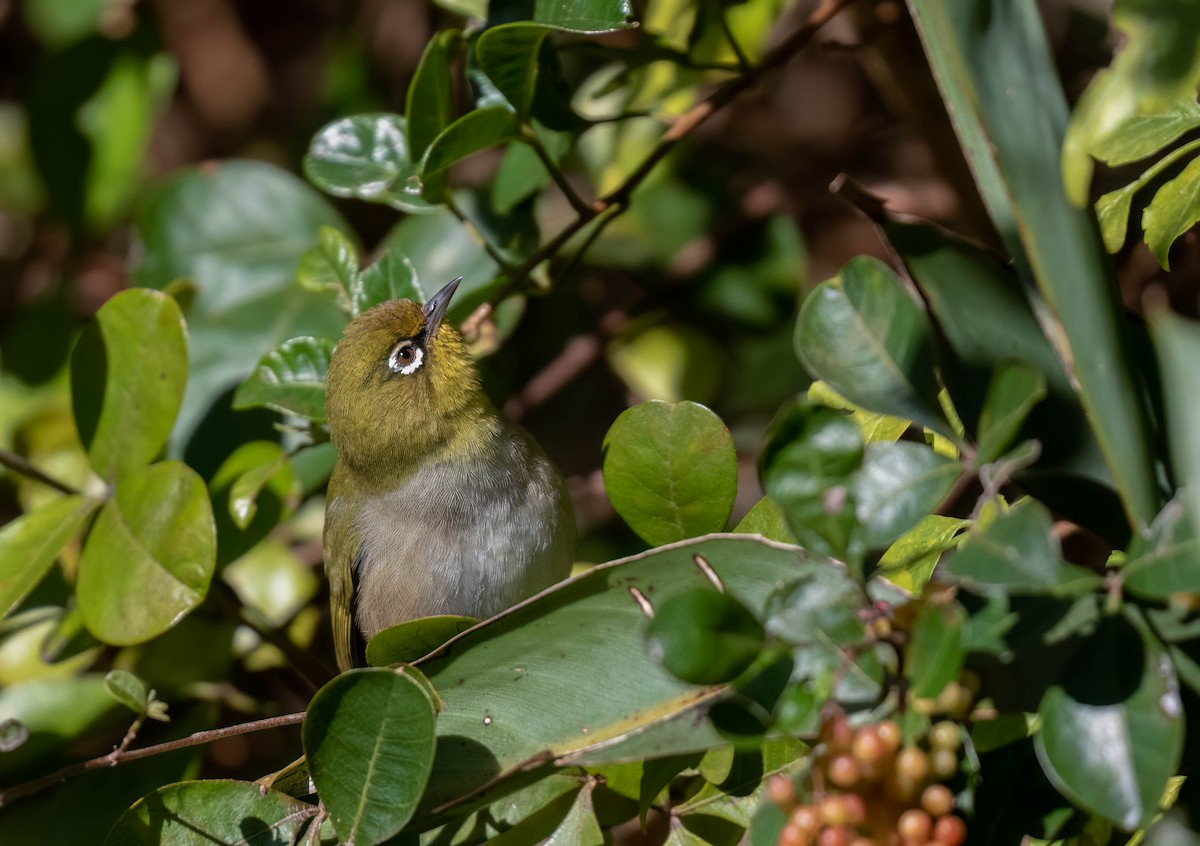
(718, 11, 751, 71)
(445, 195, 517, 272)
(0, 712, 306, 807)
(0, 450, 80, 496)
(523, 130, 592, 216)
(488, 0, 855, 304)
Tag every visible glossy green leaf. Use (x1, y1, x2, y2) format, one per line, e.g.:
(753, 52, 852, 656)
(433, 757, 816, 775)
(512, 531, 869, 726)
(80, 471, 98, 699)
(132, 160, 349, 451)
(1092, 98, 1200, 166)
(808, 380, 910, 444)
(1152, 309, 1200, 534)
(908, 0, 1161, 528)
(877, 515, 964, 594)
(602, 400, 738, 546)
(758, 398, 863, 561)
(296, 225, 358, 303)
(1035, 611, 1184, 830)
(104, 780, 316, 845)
(1143, 155, 1200, 269)
(476, 24, 553, 118)
(646, 589, 765, 686)
(407, 30, 461, 160)
(488, 0, 633, 33)
(796, 256, 946, 434)
(233, 336, 334, 423)
(543, 780, 603, 846)
(70, 288, 187, 483)
(77, 461, 215, 645)
(304, 113, 436, 213)
(208, 441, 300, 567)
(1123, 496, 1200, 598)
(305, 667, 438, 845)
(946, 499, 1101, 595)
(422, 106, 521, 176)
(0, 495, 98, 619)
(733, 498, 797, 544)
(103, 669, 152, 714)
(357, 244, 422, 311)
(409, 536, 823, 819)
(366, 616, 479, 667)
(906, 601, 965, 698)
(764, 566, 865, 648)
(854, 441, 959, 549)
(1097, 185, 1138, 253)
(976, 360, 1047, 463)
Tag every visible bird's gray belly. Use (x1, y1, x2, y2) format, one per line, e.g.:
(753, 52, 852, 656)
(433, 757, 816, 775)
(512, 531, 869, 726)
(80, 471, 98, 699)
(352, 456, 573, 641)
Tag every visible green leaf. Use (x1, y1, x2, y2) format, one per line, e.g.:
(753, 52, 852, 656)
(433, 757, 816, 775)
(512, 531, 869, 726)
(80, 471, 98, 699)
(908, 0, 1161, 528)
(795, 256, 946, 434)
(208, 442, 300, 566)
(476, 24, 553, 118)
(1152, 309, 1200, 534)
(0, 495, 98, 619)
(407, 30, 462, 160)
(103, 669, 152, 714)
(877, 515, 964, 594)
(733, 498, 797, 545)
(76, 461, 215, 645)
(765, 566, 865, 648)
(305, 667, 438, 845)
(71, 289, 187, 483)
(1143, 154, 1200, 269)
(1091, 98, 1200, 166)
(946, 499, 1102, 595)
(854, 441, 959, 549)
(1097, 185, 1138, 253)
(602, 400, 738, 546)
(422, 106, 521, 176)
(975, 359, 1047, 463)
(646, 589, 765, 685)
(227, 451, 296, 531)
(297, 225, 358, 305)
(366, 616, 479, 667)
(488, 0, 633, 33)
(356, 244, 422, 311)
(104, 780, 316, 845)
(304, 113, 436, 213)
(544, 780, 604, 846)
(906, 601, 965, 698)
(132, 160, 349, 452)
(808, 380, 910, 444)
(1035, 610, 1184, 830)
(1123, 496, 1200, 598)
(758, 398, 863, 561)
(232, 336, 334, 423)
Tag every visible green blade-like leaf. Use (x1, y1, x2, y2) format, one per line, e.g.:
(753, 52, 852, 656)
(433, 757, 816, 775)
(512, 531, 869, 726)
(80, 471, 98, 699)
(304, 113, 436, 213)
(132, 160, 350, 453)
(366, 616, 479, 667)
(854, 441, 959, 549)
(908, 0, 1162, 529)
(976, 359, 1048, 463)
(877, 514, 964, 594)
(906, 601, 965, 699)
(795, 256, 947, 434)
(422, 106, 521, 176)
(1143, 155, 1200, 269)
(946, 499, 1102, 595)
(70, 288, 187, 483)
(646, 589, 765, 685)
(488, 0, 633, 33)
(602, 400, 738, 547)
(0, 495, 98, 619)
(77, 461, 215, 646)
(104, 780, 316, 845)
(758, 398, 863, 561)
(407, 30, 462, 160)
(233, 336, 334, 423)
(305, 667, 438, 846)
(1152, 308, 1200, 538)
(1035, 610, 1184, 831)
(476, 23, 553, 119)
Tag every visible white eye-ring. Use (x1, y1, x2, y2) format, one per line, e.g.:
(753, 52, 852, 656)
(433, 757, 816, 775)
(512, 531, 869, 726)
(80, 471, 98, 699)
(388, 340, 424, 375)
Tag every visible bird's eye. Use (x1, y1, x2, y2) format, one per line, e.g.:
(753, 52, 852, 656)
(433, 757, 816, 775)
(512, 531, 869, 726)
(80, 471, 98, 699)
(387, 340, 424, 375)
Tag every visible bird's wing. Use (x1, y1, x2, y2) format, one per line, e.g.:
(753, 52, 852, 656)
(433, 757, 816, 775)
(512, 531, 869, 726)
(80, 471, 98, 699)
(324, 497, 365, 672)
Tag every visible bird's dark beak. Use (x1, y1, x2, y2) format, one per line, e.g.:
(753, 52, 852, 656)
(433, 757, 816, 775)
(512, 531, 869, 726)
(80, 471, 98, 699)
(423, 277, 462, 335)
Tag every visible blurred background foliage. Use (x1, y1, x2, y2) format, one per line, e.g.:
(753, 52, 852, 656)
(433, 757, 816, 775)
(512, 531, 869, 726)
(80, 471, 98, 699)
(2, 0, 1199, 841)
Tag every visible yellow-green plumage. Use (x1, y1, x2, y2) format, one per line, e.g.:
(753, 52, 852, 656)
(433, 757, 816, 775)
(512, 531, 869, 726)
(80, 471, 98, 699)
(323, 281, 576, 671)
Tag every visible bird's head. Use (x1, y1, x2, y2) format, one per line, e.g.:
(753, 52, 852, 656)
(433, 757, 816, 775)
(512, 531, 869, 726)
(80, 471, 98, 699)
(325, 278, 484, 476)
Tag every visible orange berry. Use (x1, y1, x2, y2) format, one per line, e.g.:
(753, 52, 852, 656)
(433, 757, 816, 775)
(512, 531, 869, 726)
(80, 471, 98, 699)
(932, 816, 966, 846)
(791, 805, 821, 833)
(876, 720, 902, 753)
(897, 809, 932, 844)
(821, 795, 851, 827)
(823, 714, 854, 752)
(929, 722, 960, 751)
(820, 825, 854, 846)
(850, 839, 877, 846)
(930, 748, 958, 780)
(895, 748, 929, 783)
(768, 774, 797, 809)
(920, 785, 954, 817)
(779, 823, 808, 846)
(840, 794, 866, 825)
(828, 755, 862, 788)
(852, 727, 888, 766)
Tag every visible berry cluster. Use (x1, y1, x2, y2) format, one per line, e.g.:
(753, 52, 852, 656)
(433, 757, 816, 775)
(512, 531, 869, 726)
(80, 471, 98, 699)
(769, 714, 967, 846)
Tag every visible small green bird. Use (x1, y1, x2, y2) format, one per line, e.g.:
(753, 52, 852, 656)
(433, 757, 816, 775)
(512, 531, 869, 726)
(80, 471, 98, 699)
(323, 279, 576, 671)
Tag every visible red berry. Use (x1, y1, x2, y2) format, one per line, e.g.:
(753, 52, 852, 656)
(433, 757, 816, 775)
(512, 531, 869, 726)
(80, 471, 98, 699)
(779, 823, 808, 846)
(823, 714, 854, 752)
(897, 809, 932, 844)
(920, 785, 954, 817)
(768, 774, 797, 809)
(828, 755, 862, 788)
(932, 816, 966, 846)
(820, 825, 854, 846)
(852, 727, 888, 766)
(840, 793, 866, 825)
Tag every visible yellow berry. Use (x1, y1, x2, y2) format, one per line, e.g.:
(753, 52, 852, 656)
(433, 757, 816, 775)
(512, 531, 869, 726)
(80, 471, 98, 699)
(929, 722, 960, 751)
(920, 785, 954, 817)
(897, 809, 932, 844)
(930, 748, 958, 780)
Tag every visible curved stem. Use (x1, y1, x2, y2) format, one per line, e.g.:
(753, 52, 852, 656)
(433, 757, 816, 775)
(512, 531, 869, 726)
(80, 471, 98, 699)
(0, 450, 80, 496)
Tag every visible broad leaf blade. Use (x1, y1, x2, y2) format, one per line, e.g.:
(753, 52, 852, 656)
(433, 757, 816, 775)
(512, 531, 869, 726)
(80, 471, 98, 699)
(422, 106, 522, 176)
(854, 441, 959, 549)
(976, 359, 1047, 463)
(0, 495, 98, 619)
(233, 336, 334, 422)
(488, 0, 633, 33)
(305, 114, 436, 213)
